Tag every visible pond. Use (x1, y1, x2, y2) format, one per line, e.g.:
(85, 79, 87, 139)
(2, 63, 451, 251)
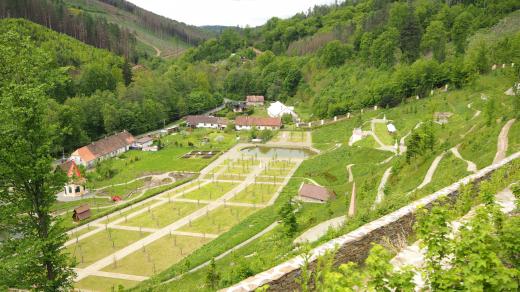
(240, 146, 315, 159)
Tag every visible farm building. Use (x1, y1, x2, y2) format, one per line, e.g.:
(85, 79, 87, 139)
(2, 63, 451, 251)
(246, 95, 265, 106)
(69, 131, 135, 168)
(235, 116, 282, 131)
(72, 205, 91, 221)
(298, 183, 335, 203)
(133, 136, 154, 149)
(185, 115, 228, 129)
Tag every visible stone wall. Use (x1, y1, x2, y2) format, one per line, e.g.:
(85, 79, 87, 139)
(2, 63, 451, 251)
(223, 152, 520, 292)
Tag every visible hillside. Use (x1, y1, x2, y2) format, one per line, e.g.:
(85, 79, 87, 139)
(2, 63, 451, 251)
(0, 0, 212, 61)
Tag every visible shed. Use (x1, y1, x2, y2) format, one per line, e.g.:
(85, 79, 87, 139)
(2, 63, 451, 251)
(72, 205, 91, 221)
(298, 183, 335, 203)
(387, 123, 397, 133)
(434, 112, 453, 124)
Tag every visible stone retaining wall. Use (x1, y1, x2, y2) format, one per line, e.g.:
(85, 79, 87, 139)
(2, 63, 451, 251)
(223, 152, 520, 292)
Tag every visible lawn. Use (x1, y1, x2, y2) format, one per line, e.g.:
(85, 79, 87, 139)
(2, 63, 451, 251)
(259, 167, 292, 177)
(373, 122, 396, 146)
(102, 234, 211, 277)
(179, 206, 259, 235)
(254, 176, 284, 183)
(217, 173, 248, 181)
(66, 229, 143, 268)
(75, 275, 139, 291)
(88, 129, 238, 188)
(52, 197, 114, 213)
(122, 202, 202, 229)
(231, 183, 279, 204)
(352, 135, 379, 149)
(98, 200, 161, 224)
(98, 179, 146, 198)
(181, 182, 238, 201)
(267, 160, 296, 169)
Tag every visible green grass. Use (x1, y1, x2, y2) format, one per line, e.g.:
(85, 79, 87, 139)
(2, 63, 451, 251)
(254, 176, 284, 183)
(89, 129, 237, 188)
(181, 182, 238, 201)
(75, 275, 139, 291)
(98, 200, 160, 224)
(52, 197, 114, 213)
(66, 229, 143, 268)
(352, 135, 379, 148)
(231, 183, 279, 204)
(374, 122, 397, 145)
(507, 119, 520, 156)
(122, 202, 202, 229)
(259, 167, 292, 177)
(216, 173, 247, 181)
(459, 121, 504, 169)
(98, 179, 146, 198)
(267, 160, 296, 169)
(179, 206, 259, 235)
(102, 235, 211, 277)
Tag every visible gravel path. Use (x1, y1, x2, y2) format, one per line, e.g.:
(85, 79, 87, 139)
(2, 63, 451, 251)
(417, 153, 445, 190)
(450, 146, 477, 173)
(493, 119, 516, 163)
(374, 167, 392, 205)
(293, 215, 346, 244)
(346, 164, 355, 183)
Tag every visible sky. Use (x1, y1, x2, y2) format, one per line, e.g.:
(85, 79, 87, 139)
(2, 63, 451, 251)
(126, 0, 338, 27)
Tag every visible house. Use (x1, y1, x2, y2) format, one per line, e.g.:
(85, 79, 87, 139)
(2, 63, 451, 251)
(235, 116, 282, 131)
(267, 101, 297, 118)
(72, 205, 91, 221)
(298, 183, 335, 203)
(227, 101, 247, 113)
(133, 136, 154, 149)
(387, 123, 397, 134)
(70, 131, 135, 168)
(246, 95, 265, 106)
(58, 160, 86, 197)
(185, 115, 228, 129)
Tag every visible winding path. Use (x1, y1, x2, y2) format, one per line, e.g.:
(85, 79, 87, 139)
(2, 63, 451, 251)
(374, 167, 392, 205)
(450, 146, 477, 173)
(417, 153, 445, 190)
(346, 164, 355, 183)
(493, 119, 516, 163)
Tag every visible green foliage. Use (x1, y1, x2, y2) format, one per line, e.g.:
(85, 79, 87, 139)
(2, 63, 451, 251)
(205, 258, 220, 289)
(0, 28, 74, 290)
(318, 40, 350, 68)
(421, 20, 447, 62)
(279, 199, 298, 236)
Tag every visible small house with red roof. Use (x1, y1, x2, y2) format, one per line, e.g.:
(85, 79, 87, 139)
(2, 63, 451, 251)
(298, 183, 335, 203)
(58, 160, 86, 197)
(70, 130, 135, 168)
(246, 95, 265, 106)
(235, 116, 282, 131)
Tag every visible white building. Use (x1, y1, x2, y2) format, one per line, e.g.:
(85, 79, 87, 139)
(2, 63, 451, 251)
(267, 101, 297, 118)
(235, 116, 282, 131)
(70, 131, 135, 168)
(185, 115, 228, 129)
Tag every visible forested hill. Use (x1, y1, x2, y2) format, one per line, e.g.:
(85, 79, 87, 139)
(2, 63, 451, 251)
(184, 0, 520, 118)
(0, 18, 223, 154)
(0, 0, 212, 62)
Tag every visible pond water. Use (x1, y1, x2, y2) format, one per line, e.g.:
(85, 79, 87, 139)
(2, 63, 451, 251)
(240, 146, 315, 159)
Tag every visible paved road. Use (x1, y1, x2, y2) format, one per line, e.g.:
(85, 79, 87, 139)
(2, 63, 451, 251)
(293, 215, 346, 244)
(494, 119, 516, 163)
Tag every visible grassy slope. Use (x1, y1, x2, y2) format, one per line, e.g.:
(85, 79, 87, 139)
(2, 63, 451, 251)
(137, 73, 520, 291)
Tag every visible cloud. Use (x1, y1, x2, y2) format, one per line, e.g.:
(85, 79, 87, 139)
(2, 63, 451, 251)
(126, 0, 337, 27)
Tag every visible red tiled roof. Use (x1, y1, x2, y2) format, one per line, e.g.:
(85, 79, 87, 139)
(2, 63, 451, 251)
(59, 160, 82, 178)
(185, 115, 228, 126)
(298, 183, 335, 201)
(73, 131, 135, 162)
(235, 116, 282, 127)
(246, 95, 265, 103)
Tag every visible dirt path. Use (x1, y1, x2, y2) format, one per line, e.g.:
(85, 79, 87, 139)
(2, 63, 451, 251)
(346, 164, 355, 183)
(293, 216, 346, 244)
(493, 119, 516, 163)
(450, 146, 477, 173)
(417, 153, 445, 190)
(374, 167, 392, 205)
(135, 35, 161, 57)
